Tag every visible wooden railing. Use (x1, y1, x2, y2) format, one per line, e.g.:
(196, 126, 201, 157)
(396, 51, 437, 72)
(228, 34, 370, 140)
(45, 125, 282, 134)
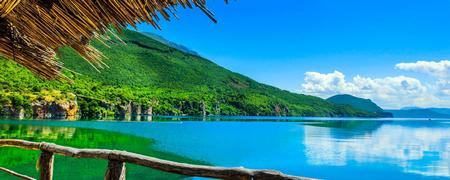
(0, 139, 313, 180)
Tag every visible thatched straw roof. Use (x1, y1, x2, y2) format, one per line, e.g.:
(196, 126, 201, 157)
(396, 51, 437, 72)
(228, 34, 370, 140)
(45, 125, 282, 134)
(0, 0, 220, 79)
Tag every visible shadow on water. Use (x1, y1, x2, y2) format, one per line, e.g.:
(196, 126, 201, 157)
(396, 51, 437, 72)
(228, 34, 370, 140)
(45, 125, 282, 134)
(302, 120, 388, 139)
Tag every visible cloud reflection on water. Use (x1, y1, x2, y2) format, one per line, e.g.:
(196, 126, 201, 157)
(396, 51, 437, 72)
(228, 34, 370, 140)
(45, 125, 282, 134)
(303, 121, 450, 177)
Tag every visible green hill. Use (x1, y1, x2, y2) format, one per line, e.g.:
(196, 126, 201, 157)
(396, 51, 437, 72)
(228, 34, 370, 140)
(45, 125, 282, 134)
(327, 94, 392, 117)
(327, 94, 383, 112)
(0, 29, 378, 118)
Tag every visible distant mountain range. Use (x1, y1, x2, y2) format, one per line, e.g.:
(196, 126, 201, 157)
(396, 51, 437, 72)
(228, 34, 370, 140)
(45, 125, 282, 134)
(326, 94, 450, 119)
(385, 107, 450, 118)
(327, 94, 393, 117)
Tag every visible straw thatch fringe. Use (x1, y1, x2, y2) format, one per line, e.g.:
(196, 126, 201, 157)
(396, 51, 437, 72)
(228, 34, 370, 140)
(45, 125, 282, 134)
(0, 0, 218, 79)
(0, 0, 21, 18)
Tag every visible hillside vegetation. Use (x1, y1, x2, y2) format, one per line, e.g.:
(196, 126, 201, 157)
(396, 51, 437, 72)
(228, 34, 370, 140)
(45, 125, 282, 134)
(327, 94, 383, 112)
(0, 30, 378, 118)
(327, 94, 392, 117)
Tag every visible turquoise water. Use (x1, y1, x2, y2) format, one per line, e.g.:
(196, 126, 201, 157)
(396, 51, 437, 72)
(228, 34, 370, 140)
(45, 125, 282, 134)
(0, 118, 449, 179)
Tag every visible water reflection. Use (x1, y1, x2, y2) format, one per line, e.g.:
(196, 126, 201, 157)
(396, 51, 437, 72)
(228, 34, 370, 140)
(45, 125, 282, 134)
(303, 121, 450, 177)
(0, 124, 76, 140)
(305, 121, 386, 139)
(0, 124, 204, 180)
(1, 119, 449, 179)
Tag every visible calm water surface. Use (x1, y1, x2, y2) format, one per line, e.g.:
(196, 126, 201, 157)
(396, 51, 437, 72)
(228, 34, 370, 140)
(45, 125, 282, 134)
(0, 118, 449, 180)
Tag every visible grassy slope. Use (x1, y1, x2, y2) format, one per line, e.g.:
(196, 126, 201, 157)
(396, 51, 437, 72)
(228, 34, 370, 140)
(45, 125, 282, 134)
(0, 29, 376, 117)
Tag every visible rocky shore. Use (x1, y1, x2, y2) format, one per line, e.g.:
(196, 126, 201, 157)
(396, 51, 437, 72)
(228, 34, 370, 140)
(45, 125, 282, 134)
(0, 97, 154, 119)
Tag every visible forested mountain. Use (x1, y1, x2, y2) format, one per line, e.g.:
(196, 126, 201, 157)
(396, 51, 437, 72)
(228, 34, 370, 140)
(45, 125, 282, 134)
(327, 94, 393, 117)
(327, 95, 383, 112)
(0, 30, 379, 119)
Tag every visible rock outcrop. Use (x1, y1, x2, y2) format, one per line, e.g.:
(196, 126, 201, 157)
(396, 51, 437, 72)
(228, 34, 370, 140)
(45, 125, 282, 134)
(31, 100, 78, 119)
(131, 102, 141, 115)
(0, 104, 24, 118)
(115, 102, 131, 117)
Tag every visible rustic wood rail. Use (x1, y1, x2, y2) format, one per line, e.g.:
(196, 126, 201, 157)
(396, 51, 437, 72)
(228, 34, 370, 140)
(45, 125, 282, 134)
(0, 139, 313, 180)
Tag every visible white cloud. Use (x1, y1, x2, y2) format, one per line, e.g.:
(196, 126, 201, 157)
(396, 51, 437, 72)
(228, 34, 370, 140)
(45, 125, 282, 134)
(437, 80, 450, 95)
(300, 70, 449, 109)
(395, 60, 450, 79)
(301, 71, 350, 95)
(396, 60, 450, 96)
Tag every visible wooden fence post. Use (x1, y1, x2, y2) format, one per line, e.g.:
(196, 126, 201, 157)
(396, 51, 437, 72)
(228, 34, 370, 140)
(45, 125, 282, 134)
(105, 160, 126, 180)
(38, 150, 54, 180)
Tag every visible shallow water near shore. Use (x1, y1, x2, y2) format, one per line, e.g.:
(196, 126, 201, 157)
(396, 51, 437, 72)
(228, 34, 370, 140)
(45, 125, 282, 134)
(0, 117, 449, 179)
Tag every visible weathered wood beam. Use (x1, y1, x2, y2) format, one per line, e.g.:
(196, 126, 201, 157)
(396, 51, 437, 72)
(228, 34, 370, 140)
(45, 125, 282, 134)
(105, 160, 126, 180)
(0, 139, 314, 180)
(0, 167, 36, 180)
(38, 150, 54, 180)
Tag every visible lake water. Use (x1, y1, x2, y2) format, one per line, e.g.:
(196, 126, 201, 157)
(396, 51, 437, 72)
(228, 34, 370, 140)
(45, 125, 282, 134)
(0, 118, 449, 179)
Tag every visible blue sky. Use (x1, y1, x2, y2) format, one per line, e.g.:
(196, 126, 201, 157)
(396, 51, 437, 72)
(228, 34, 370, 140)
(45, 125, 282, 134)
(135, 0, 450, 109)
